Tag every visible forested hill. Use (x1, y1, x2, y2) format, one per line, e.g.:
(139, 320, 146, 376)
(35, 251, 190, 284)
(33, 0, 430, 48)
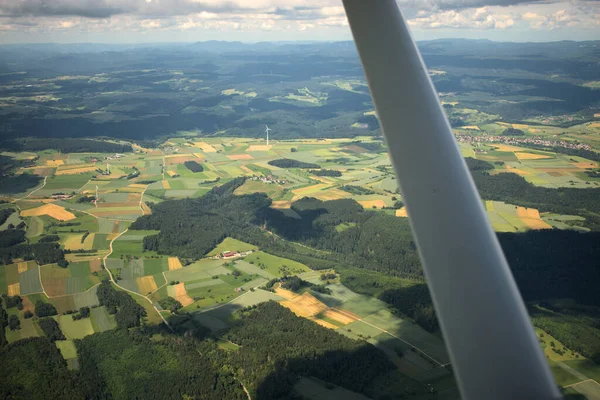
(130, 180, 600, 309)
(130, 178, 273, 259)
(0, 138, 132, 154)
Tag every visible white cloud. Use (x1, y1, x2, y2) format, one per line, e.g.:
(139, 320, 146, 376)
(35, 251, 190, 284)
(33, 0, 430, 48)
(0, 0, 597, 40)
(408, 7, 515, 29)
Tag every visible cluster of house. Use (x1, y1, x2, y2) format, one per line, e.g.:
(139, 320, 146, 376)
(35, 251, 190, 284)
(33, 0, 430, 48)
(250, 174, 287, 184)
(457, 134, 592, 151)
(50, 194, 72, 200)
(217, 250, 254, 259)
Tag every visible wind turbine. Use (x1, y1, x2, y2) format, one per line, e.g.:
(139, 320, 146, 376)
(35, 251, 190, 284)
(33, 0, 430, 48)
(265, 125, 272, 146)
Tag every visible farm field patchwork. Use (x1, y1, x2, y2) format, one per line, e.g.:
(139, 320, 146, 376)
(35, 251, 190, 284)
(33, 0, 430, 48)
(1, 133, 598, 398)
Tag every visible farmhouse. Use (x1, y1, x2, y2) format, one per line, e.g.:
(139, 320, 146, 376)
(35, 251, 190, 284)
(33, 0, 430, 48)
(222, 251, 237, 258)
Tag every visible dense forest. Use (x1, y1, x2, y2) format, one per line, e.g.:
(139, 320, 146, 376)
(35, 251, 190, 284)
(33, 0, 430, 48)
(531, 304, 600, 363)
(225, 301, 403, 399)
(132, 178, 273, 259)
(96, 281, 146, 329)
(267, 159, 320, 169)
(309, 169, 342, 177)
(0, 338, 82, 399)
(0, 301, 412, 399)
(339, 185, 376, 195)
(0, 240, 68, 267)
(183, 160, 204, 172)
(0, 208, 15, 225)
(76, 329, 246, 400)
(0, 138, 132, 154)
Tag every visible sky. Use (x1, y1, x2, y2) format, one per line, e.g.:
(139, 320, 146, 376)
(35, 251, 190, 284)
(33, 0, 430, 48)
(0, 0, 598, 44)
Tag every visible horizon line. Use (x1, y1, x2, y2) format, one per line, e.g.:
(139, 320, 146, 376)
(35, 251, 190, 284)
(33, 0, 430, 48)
(2, 38, 599, 46)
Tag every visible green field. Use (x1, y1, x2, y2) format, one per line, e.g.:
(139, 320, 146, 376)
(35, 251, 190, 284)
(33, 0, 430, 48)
(90, 306, 117, 332)
(242, 251, 311, 277)
(55, 340, 78, 359)
(57, 314, 95, 339)
(206, 237, 258, 256)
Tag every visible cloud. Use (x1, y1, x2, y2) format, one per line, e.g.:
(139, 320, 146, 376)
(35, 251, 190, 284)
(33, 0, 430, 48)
(408, 6, 515, 29)
(0, 0, 597, 38)
(2, 0, 595, 19)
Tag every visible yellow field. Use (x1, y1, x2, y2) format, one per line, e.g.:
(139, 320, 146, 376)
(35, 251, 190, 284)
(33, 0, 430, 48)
(573, 161, 598, 169)
(246, 145, 272, 152)
(162, 180, 171, 189)
(491, 144, 524, 152)
(193, 142, 217, 152)
(396, 207, 408, 217)
(310, 317, 339, 330)
(168, 257, 183, 271)
(515, 152, 552, 160)
(589, 122, 600, 128)
(461, 125, 480, 130)
(322, 309, 357, 325)
(45, 160, 64, 167)
(521, 218, 553, 230)
(516, 207, 540, 219)
(280, 292, 328, 318)
(271, 201, 292, 209)
(8, 283, 20, 296)
(141, 202, 152, 216)
(275, 287, 298, 300)
(166, 170, 178, 177)
(21, 203, 75, 221)
(193, 153, 205, 159)
(359, 200, 386, 209)
(311, 176, 335, 184)
(314, 189, 348, 201)
(137, 276, 158, 294)
(55, 166, 97, 175)
(227, 154, 253, 160)
(128, 183, 147, 189)
(292, 183, 330, 197)
(222, 88, 244, 95)
(18, 262, 28, 274)
(504, 166, 531, 175)
(240, 165, 253, 175)
(512, 123, 530, 130)
(63, 234, 84, 250)
(517, 207, 552, 230)
(173, 283, 194, 307)
(82, 233, 96, 250)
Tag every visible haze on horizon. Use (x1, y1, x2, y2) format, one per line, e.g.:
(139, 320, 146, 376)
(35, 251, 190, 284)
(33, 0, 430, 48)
(0, 0, 598, 44)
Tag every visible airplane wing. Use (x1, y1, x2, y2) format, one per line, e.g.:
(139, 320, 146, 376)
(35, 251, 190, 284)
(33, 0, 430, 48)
(341, 1, 560, 398)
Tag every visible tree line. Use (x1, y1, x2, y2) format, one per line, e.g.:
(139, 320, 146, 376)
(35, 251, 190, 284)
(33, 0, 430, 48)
(0, 138, 132, 154)
(267, 158, 320, 169)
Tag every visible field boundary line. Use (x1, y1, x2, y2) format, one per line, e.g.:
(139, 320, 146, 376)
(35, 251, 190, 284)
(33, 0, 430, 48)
(13, 176, 47, 210)
(38, 265, 50, 298)
(194, 285, 270, 315)
(138, 184, 149, 215)
(564, 379, 600, 388)
(103, 228, 171, 330)
(331, 307, 446, 368)
(43, 282, 101, 299)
